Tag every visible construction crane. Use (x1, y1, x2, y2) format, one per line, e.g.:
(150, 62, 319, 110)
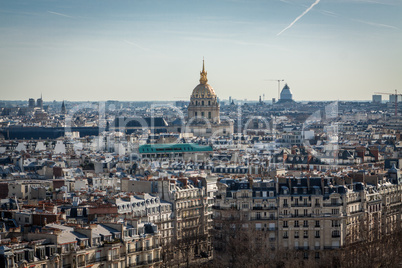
(266, 79, 284, 100)
(374, 90, 401, 116)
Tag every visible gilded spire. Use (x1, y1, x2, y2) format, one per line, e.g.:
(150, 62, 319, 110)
(200, 58, 208, 84)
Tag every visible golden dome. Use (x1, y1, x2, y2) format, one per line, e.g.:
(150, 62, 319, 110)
(191, 60, 217, 99)
(191, 84, 216, 99)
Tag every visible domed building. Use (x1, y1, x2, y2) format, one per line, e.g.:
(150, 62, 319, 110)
(188, 60, 220, 124)
(187, 60, 233, 137)
(278, 83, 294, 103)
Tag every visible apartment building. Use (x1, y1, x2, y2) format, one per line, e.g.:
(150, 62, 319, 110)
(213, 173, 402, 260)
(0, 222, 162, 268)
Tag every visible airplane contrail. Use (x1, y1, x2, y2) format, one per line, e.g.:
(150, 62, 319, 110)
(123, 40, 150, 51)
(47, 11, 73, 18)
(277, 0, 320, 36)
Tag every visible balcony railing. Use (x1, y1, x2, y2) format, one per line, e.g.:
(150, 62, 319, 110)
(324, 246, 340, 250)
(292, 204, 311, 207)
(324, 203, 342, 207)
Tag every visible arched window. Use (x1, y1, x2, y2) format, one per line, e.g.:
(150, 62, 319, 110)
(202, 101, 204, 106)
(208, 101, 211, 105)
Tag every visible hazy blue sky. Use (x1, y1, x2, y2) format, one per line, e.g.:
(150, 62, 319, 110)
(0, 0, 401, 101)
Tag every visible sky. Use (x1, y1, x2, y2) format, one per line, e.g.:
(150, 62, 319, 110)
(0, 0, 401, 102)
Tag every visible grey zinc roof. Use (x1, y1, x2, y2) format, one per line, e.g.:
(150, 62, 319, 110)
(58, 231, 88, 244)
(92, 224, 118, 237)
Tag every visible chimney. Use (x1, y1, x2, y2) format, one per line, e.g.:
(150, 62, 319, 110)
(275, 176, 279, 194)
(321, 176, 325, 194)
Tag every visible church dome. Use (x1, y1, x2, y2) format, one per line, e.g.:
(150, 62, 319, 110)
(191, 84, 216, 99)
(190, 60, 217, 99)
(188, 59, 220, 124)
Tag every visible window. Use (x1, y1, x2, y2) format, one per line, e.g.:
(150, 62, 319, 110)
(303, 220, 308, 227)
(315, 252, 320, 259)
(208, 112, 211, 119)
(304, 209, 308, 216)
(315, 221, 320, 227)
(315, 199, 320, 206)
(294, 231, 299, 238)
(294, 220, 299, 227)
(256, 212, 261, 219)
(332, 220, 340, 227)
(283, 231, 288, 238)
(304, 230, 308, 238)
(303, 252, 308, 260)
(284, 210, 288, 215)
(283, 199, 288, 207)
(283, 221, 288, 228)
(332, 230, 340, 238)
(332, 209, 339, 215)
(315, 230, 320, 238)
(294, 210, 299, 217)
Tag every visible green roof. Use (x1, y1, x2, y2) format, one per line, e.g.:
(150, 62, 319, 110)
(139, 143, 213, 154)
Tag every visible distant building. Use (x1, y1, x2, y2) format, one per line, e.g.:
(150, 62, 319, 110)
(372, 94, 382, 103)
(389, 94, 402, 103)
(36, 95, 43, 109)
(175, 100, 189, 108)
(278, 84, 294, 103)
(187, 60, 233, 137)
(61, 100, 66, 114)
(28, 98, 35, 108)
